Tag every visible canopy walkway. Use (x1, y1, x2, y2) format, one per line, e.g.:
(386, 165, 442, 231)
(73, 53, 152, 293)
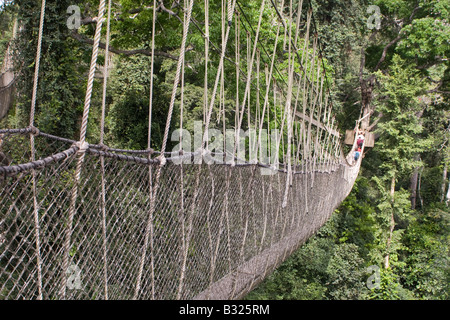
(0, 0, 365, 300)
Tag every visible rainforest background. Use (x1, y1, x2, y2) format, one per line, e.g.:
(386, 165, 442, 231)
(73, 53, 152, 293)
(0, 0, 448, 300)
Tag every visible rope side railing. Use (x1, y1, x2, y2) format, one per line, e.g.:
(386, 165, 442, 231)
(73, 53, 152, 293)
(1, 128, 344, 174)
(0, 127, 358, 300)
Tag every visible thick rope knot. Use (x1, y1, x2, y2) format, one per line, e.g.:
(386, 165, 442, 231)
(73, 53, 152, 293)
(27, 126, 40, 136)
(75, 141, 90, 153)
(158, 155, 167, 167)
(146, 148, 155, 161)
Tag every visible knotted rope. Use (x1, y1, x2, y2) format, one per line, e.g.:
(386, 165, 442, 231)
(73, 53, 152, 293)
(61, 0, 107, 299)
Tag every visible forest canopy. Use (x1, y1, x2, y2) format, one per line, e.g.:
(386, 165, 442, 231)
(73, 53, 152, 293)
(0, 0, 448, 300)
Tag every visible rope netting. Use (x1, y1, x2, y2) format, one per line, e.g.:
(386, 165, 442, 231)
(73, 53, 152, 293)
(0, 130, 359, 300)
(0, 0, 363, 299)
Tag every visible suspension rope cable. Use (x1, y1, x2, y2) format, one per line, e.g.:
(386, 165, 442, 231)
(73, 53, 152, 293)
(282, 0, 297, 208)
(145, 0, 158, 300)
(267, 0, 318, 96)
(134, 0, 195, 300)
(204, 0, 209, 127)
(29, 0, 46, 301)
(233, 0, 265, 161)
(176, 0, 188, 300)
(235, 0, 288, 90)
(235, 10, 240, 144)
(99, 0, 112, 300)
(306, 0, 337, 123)
(61, 0, 107, 300)
(202, 0, 237, 150)
(159, 0, 195, 157)
(189, 7, 277, 126)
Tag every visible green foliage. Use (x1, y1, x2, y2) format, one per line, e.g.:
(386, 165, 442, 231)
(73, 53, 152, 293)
(398, 205, 450, 299)
(375, 54, 430, 174)
(245, 238, 369, 300)
(2, 0, 448, 301)
(247, 178, 449, 300)
(395, 0, 450, 64)
(8, 0, 88, 139)
(0, 5, 14, 68)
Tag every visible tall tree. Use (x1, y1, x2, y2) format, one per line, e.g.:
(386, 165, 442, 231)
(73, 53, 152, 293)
(359, 0, 449, 129)
(12, 0, 88, 139)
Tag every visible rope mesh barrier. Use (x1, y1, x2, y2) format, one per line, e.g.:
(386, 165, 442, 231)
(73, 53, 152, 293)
(0, 130, 360, 299)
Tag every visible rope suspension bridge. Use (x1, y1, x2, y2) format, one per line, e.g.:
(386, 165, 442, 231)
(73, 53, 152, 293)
(0, 0, 365, 300)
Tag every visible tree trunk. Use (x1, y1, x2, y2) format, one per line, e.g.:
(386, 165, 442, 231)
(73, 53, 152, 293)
(384, 175, 396, 269)
(418, 167, 424, 208)
(446, 175, 450, 207)
(359, 76, 375, 131)
(410, 154, 420, 209)
(441, 163, 448, 203)
(0, 18, 18, 121)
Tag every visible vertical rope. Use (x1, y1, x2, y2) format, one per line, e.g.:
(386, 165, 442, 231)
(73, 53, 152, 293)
(29, 0, 46, 300)
(246, 31, 251, 137)
(159, 0, 194, 156)
(206, 167, 216, 288)
(204, 0, 209, 127)
(235, 11, 240, 142)
(61, 0, 107, 299)
(177, 162, 201, 299)
(224, 166, 233, 297)
(220, 0, 226, 156)
(234, 0, 266, 155)
(220, 2, 234, 299)
(315, 72, 325, 171)
(256, 49, 260, 157)
(29, 0, 45, 128)
(312, 57, 323, 174)
(309, 35, 320, 186)
(99, 0, 112, 300)
(144, 0, 158, 300)
(325, 112, 336, 172)
(100, 0, 111, 147)
(134, 0, 195, 300)
(257, 46, 272, 162)
(293, 71, 303, 169)
(291, 0, 305, 171)
(202, 0, 237, 150)
(322, 93, 331, 171)
(273, 79, 277, 166)
(148, 0, 157, 151)
(302, 9, 311, 210)
(230, 168, 245, 298)
(176, 0, 188, 300)
(282, 0, 296, 208)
